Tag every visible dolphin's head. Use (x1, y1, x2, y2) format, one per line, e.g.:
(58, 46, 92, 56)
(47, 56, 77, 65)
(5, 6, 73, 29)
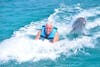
(67, 17, 87, 40)
(76, 17, 86, 25)
(71, 17, 87, 35)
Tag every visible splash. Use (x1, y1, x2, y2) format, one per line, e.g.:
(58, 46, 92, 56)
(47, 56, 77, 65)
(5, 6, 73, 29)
(0, 4, 99, 63)
(0, 35, 93, 63)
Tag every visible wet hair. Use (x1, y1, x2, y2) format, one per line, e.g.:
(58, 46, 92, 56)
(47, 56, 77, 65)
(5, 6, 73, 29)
(46, 21, 53, 27)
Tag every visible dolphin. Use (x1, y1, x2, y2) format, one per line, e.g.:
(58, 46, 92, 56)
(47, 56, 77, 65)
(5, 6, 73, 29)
(71, 17, 86, 35)
(67, 17, 87, 39)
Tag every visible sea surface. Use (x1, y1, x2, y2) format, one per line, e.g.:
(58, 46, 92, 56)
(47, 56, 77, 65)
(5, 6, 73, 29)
(0, 0, 100, 67)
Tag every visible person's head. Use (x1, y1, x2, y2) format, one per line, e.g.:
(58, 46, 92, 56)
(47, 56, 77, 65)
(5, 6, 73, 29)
(45, 22, 53, 35)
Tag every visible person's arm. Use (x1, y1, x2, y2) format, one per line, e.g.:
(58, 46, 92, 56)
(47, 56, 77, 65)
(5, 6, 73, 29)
(52, 32, 59, 43)
(35, 31, 41, 40)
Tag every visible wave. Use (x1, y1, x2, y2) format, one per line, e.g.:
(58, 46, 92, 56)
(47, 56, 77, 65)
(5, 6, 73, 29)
(0, 4, 100, 63)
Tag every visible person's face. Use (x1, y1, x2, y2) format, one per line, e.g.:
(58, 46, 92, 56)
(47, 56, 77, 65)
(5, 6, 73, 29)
(46, 24, 53, 35)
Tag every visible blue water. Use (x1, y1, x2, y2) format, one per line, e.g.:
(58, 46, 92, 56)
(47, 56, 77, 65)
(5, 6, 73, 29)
(0, 0, 100, 67)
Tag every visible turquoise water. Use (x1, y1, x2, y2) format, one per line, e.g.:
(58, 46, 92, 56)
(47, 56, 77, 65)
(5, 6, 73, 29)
(0, 0, 100, 67)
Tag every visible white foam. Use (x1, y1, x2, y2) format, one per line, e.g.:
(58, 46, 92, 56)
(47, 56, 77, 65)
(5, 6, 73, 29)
(0, 4, 99, 63)
(74, 7, 100, 18)
(0, 35, 94, 63)
(86, 18, 100, 30)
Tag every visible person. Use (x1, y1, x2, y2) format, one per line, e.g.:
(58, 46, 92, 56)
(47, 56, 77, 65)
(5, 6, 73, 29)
(35, 22, 59, 43)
